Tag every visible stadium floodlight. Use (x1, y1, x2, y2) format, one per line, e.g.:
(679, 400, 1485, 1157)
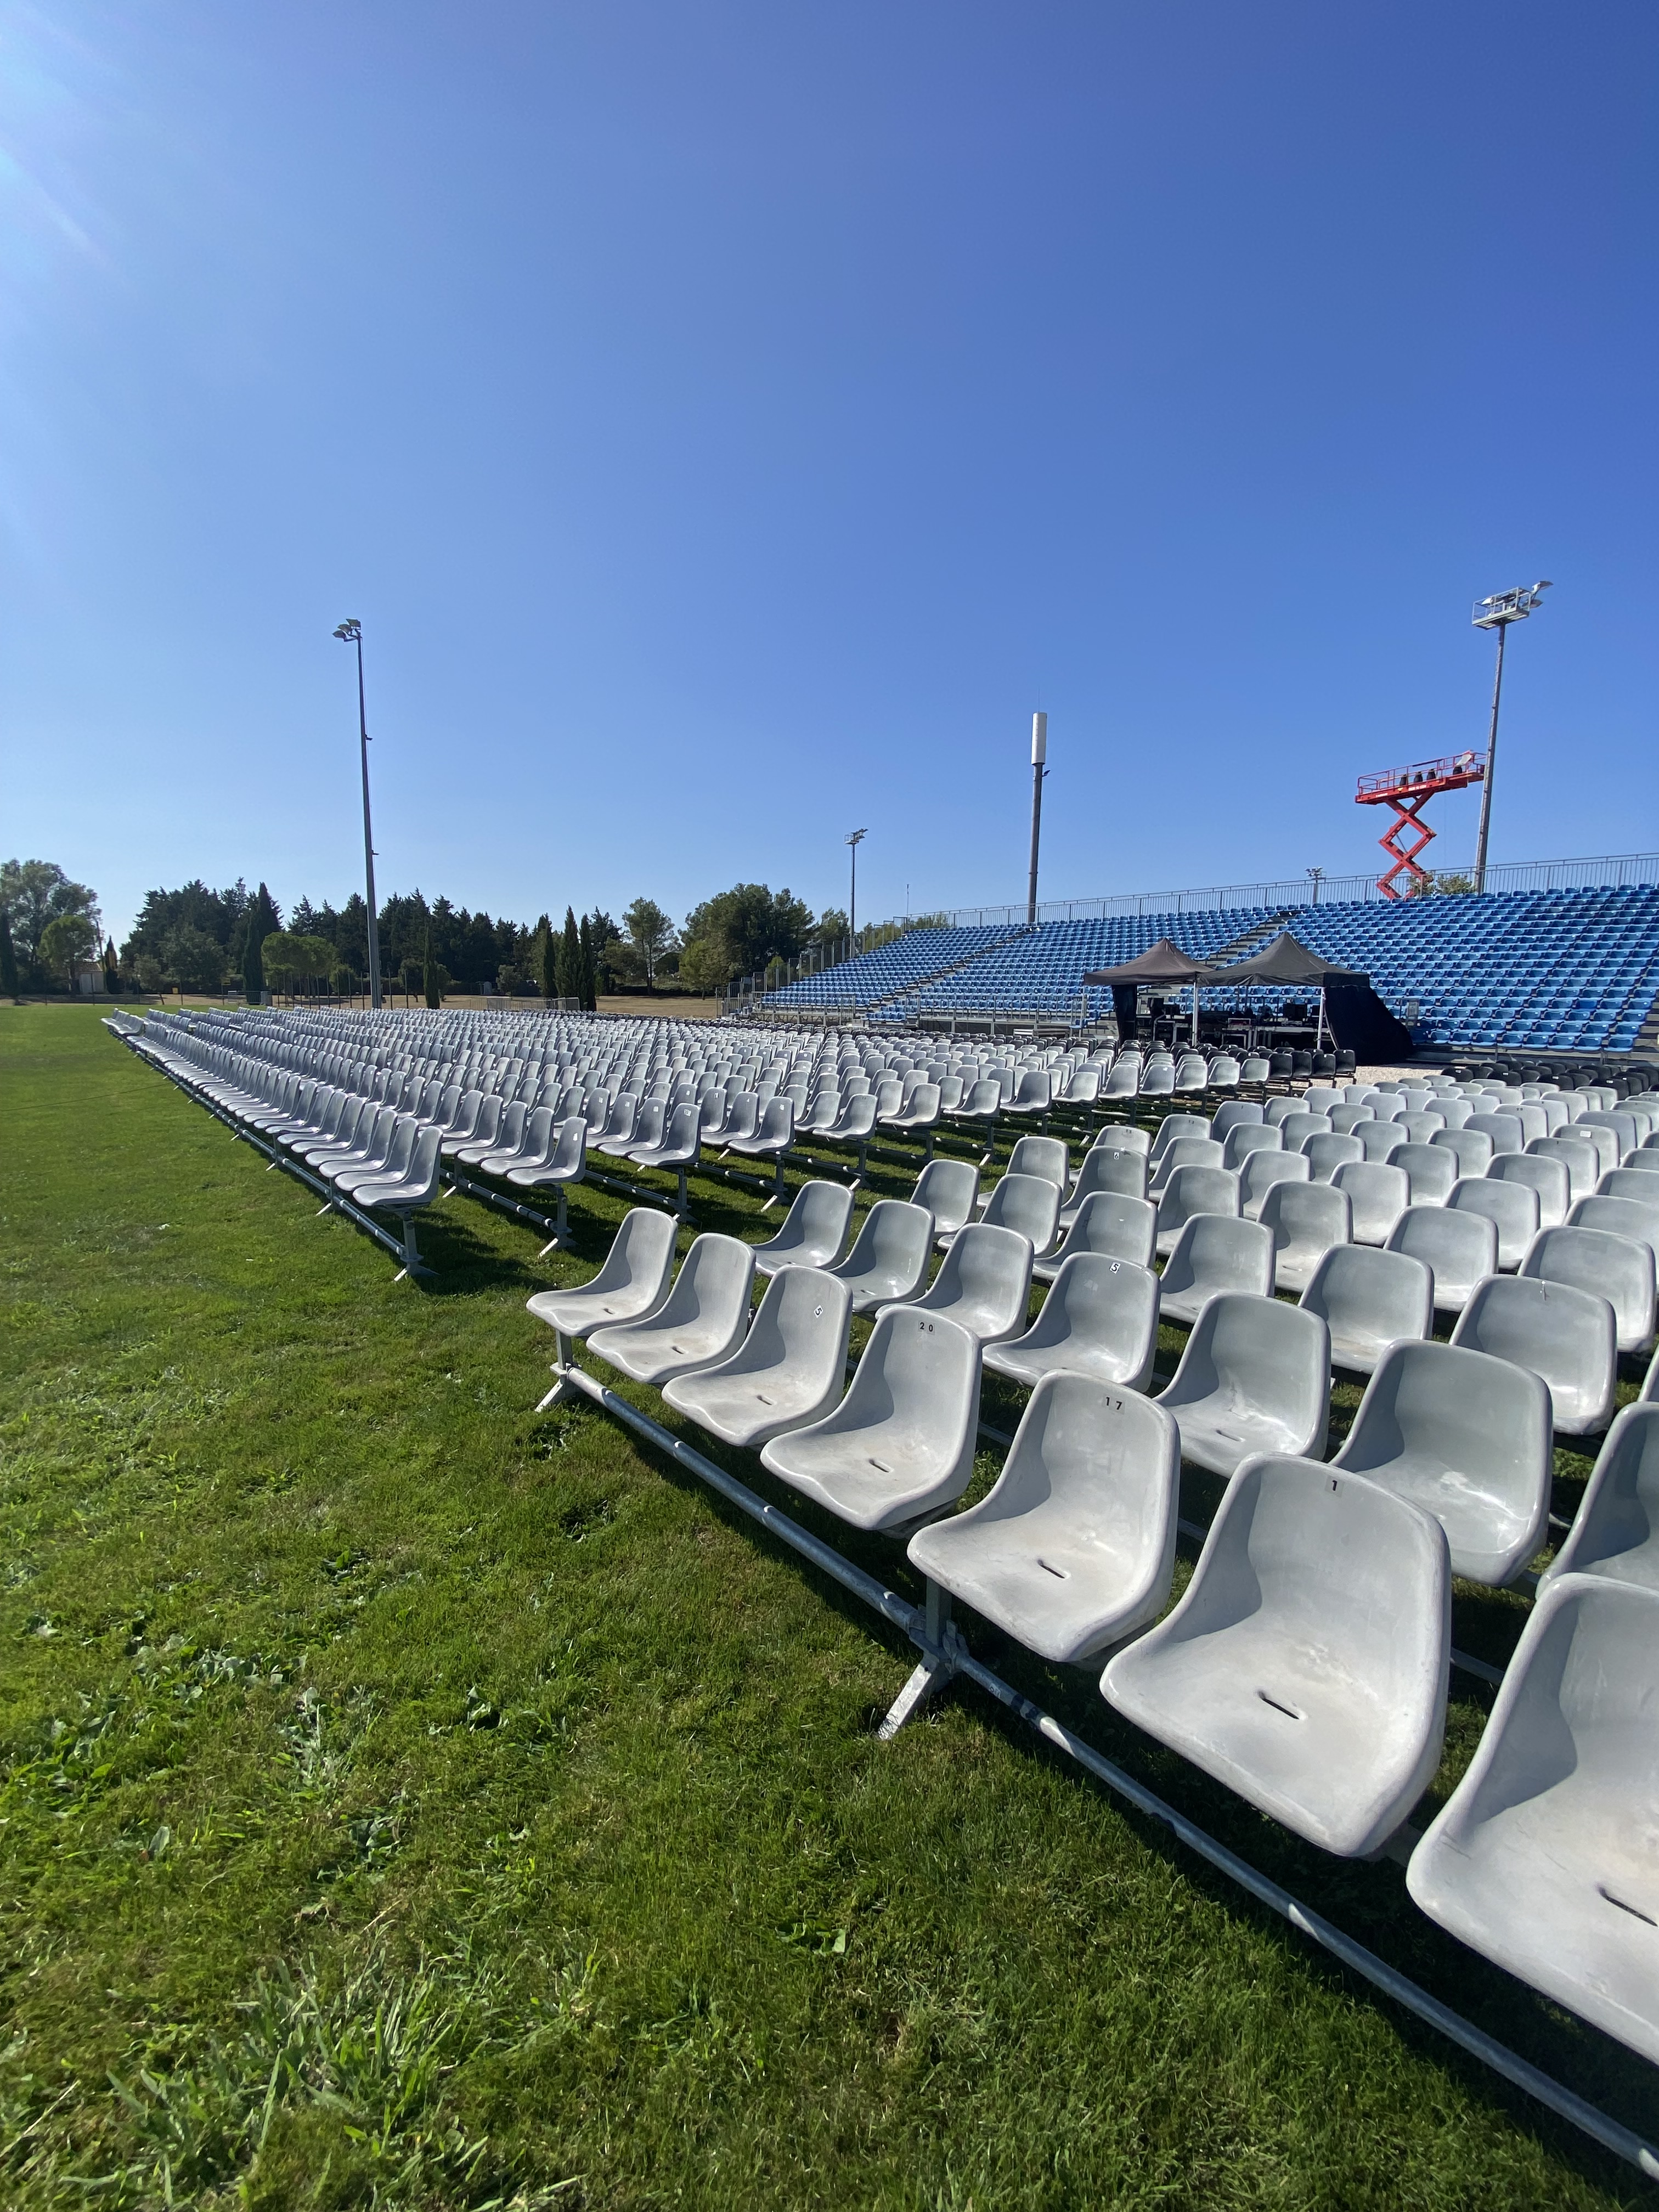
(1470, 581, 1551, 893)
(845, 828, 868, 946)
(1026, 713, 1048, 928)
(334, 618, 382, 1009)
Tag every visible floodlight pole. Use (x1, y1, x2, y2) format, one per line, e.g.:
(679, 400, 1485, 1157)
(1026, 712, 1048, 928)
(846, 828, 867, 949)
(334, 619, 382, 1008)
(1471, 580, 1550, 894)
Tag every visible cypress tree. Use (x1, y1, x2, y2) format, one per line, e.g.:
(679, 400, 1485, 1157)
(0, 912, 17, 998)
(556, 906, 582, 1003)
(424, 919, 442, 1008)
(103, 936, 119, 994)
(579, 913, 596, 1011)
(535, 913, 557, 1002)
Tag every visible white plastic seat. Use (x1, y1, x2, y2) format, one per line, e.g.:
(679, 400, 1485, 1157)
(1355, 1121, 1405, 1164)
(968, 1171, 1061, 1257)
(826, 1199, 934, 1314)
(1451, 1274, 1616, 1438)
(1601, 1165, 1659, 1206)
(1278, 1113, 1334, 1152)
(1154, 1165, 1242, 1257)
(605, 1094, 667, 1156)
(996, 1134, 1069, 1198)
(1398, 1112, 1447, 1143)
(1543, 1403, 1659, 1594)
(887, 1082, 943, 1136)
(1258, 1180, 1351, 1296)
(759, 1309, 981, 1532)
(1006, 1069, 1052, 1118)
(526, 1207, 677, 1339)
(1386, 1203, 1497, 1315)
(1389, 1142, 1456, 1208)
(1305, 1132, 1364, 1183)
(1300, 1244, 1433, 1375)
(911, 1158, 979, 1239)
(1524, 1223, 1656, 1352)
(1406, 1574, 1659, 2065)
(586, 1233, 755, 1385)
(1448, 1174, 1539, 1271)
(1332, 1341, 1551, 1585)
(750, 1180, 854, 1276)
(1262, 1097, 1302, 1126)
(1099, 1059, 1139, 1101)
(1149, 1113, 1211, 1160)
(1090, 1122, 1152, 1156)
(1104, 1457, 1449, 1857)
(1239, 1147, 1311, 1221)
(1035, 1191, 1158, 1282)
(1430, 1127, 1493, 1179)
(1572, 1191, 1659, 1266)
(1221, 1122, 1283, 1171)
(910, 1375, 1180, 1662)
(1173, 1052, 1210, 1094)
(1488, 1150, 1570, 1228)
(894, 1222, 1033, 1345)
(1211, 1102, 1265, 1140)
(1154, 1294, 1330, 1476)
(1577, 1110, 1638, 1161)
(985, 1253, 1160, 1393)
(662, 1267, 854, 1447)
(1158, 1215, 1274, 1327)
(1148, 1138, 1225, 1194)
(1331, 1160, 1409, 1246)
(1465, 1111, 1523, 1156)
(1328, 1104, 1375, 1136)
(1061, 1145, 1148, 1221)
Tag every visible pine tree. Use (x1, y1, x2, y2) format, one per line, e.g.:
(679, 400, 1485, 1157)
(556, 906, 582, 1003)
(579, 913, 596, 1011)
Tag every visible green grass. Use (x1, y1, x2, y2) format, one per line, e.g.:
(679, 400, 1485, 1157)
(2, 1005, 1655, 2209)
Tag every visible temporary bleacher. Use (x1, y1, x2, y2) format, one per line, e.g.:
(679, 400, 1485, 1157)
(766, 884, 1659, 1053)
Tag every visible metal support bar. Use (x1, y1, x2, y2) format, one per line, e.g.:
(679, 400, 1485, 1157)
(443, 1165, 575, 1250)
(550, 1356, 1659, 2182)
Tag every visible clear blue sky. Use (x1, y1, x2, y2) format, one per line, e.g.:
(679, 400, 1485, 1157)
(3, 1, 1655, 946)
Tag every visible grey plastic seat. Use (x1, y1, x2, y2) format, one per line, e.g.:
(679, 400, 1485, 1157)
(1062, 1145, 1148, 1222)
(1148, 1137, 1225, 1194)
(1431, 1127, 1494, 1179)
(894, 1222, 1033, 1345)
(663, 1267, 854, 1448)
(476, 1103, 561, 1179)
(1406, 1574, 1659, 2065)
(1149, 1113, 1211, 1161)
(1138, 1060, 1176, 1098)
(1600, 1165, 1659, 1207)
(1329, 1104, 1375, 1136)
(526, 1207, 678, 1340)
(1239, 1147, 1311, 1221)
(1305, 1132, 1364, 1183)
(1173, 1052, 1210, 1094)
(1211, 1101, 1265, 1140)
(1158, 1215, 1274, 1327)
(759, 1309, 981, 1532)
(1577, 1110, 1638, 1161)
(1000, 1134, 1069, 1197)
(985, 1253, 1161, 1393)
(351, 1122, 444, 1217)
(586, 1233, 755, 1385)
(1099, 1058, 1139, 1102)
(1488, 1150, 1570, 1228)
(1090, 1122, 1152, 1157)
(1221, 1122, 1283, 1171)
(1543, 1403, 1659, 1594)
(727, 1094, 794, 1161)
(1154, 1165, 1242, 1257)
(454, 1096, 524, 1168)
(911, 1158, 979, 1239)
(1278, 1112, 1334, 1153)
(1390, 1142, 1456, 1208)
(1332, 1341, 1551, 1584)
(826, 1199, 934, 1314)
(1452, 1274, 1616, 1438)
(1258, 1180, 1351, 1296)
(1006, 1069, 1052, 1119)
(750, 1180, 855, 1277)
(1570, 1122, 1622, 1180)
(911, 1375, 1180, 1663)
(1448, 1174, 1538, 1271)
(887, 1081, 943, 1138)
(1572, 1191, 1659, 1266)
(1399, 1112, 1447, 1144)
(1434, 1097, 1476, 1130)
(1465, 1111, 1523, 1156)
(1262, 1097, 1302, 1127)
(1331, 1160, 1409, 1246)
(1524, 1223, 1656, 1353)
(963, 1171, 1060, 1259)
(1104, 1457, 1449, 1858)
(1386, 1203, 1497, 1316)
(1355, 1120, 1404, 1164)
(1155, 1294, 1330, 1476)
(1300, 1244, 1433, 1375)
(605, 1093, 667, 1156)
(1035, 1191, 1159, 1282)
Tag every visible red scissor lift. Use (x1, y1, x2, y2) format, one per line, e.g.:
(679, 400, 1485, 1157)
(1356, 751, 1487, 899)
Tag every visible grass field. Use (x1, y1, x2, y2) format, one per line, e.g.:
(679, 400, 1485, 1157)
(2, 1005, 1655, 2209)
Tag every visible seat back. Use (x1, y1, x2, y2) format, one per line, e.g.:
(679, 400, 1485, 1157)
(1332, 1160, 1409, 1244)
(1386, 1203, 1497, 1303)
(1301, 1243, 1432, 1354)
(1090, 1122, 1152, 1156)
(1465, 1112, 1523, 1156)
(1024, 1254, 1161, 1360)
(1305, 1131, 1365, 1182)
(1168, 1293, 1330, 1442)
(1340, 1341, 1551, 1502)
(1431, 1127, 1493, 1178)
(1153, 1138, 1225, 1185)
(656, 1234, 756, 1333)
(1523, 1225, 1657, 1351)
(1161, 1214, 1275, 1304)
(1222, 1122, 1283, 1171)
(837, 1198, 932, 1284)
(1572, 1193, 1659, 1261)
(1073, 1147, 1149, 1204)
(1211, 1101, 1265, 1140)
(1156, 1166, 1242, 1234)
(980, 1172, 1060, 1252)
(1543, 1404, 1659, 1593)
(723, 1265, 853, 1386)
(1056, 1191, 1159, 1270)
(1358, 1121, 1405, 1163)
(771, 1178, 853, 1257)
(1452, 1273, 1616, 1417)
(589, 1207, 678, 1302)
(912, 1159, 979, 1236)
(929, 1222, 1034, 1330)
(1259, 1177, 1351, 1267)
(1006, 1135, 1068, 1192)
(1391, 1143, 1456, 1206)
(1279, 1113, 1334, 1152)
(1150, 1114, 1210, 1160)
(1240, 1150, 1311, 1211)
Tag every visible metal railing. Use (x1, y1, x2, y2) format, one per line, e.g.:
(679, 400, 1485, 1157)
(944, 852, 1659, 927)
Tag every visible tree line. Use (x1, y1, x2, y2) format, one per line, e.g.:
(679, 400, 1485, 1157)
(2, 856, 922, 1002)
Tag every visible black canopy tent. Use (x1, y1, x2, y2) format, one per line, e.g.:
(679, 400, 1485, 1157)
(1082, 939, 1221, 1047)
(1214, 932, 1414, 1064)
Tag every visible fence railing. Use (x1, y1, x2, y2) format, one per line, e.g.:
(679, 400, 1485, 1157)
(943, 853, 1659, 927)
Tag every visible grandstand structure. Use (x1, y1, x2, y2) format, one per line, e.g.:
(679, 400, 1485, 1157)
(765, 867, 1659, 1056)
